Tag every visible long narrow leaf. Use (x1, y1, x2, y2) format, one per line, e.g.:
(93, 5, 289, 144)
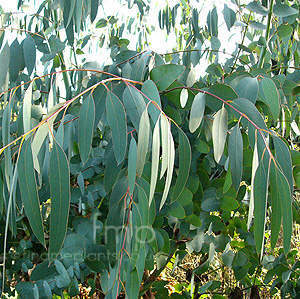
(270, 160, 292, 255)
(128, 137, 137, 195)
(79, 95, 95, 165)
(189, 92, 205, 133)
(160, 128, 175, 210)
(136, 108, 150, 176)
(228, 124, 243, 191)
(149, 117, 160, 205)
(247, 137, 259, 230)
(18, 138, 45, 247)
(49, 142, 70, 263)
(160, 115, 169, 179)
(106, 90, 127, 165)
(23, 81, 33, 137)
(254, 155, 270, 259)
(171, 127, 191, 201)
(212, 106, 228, 163)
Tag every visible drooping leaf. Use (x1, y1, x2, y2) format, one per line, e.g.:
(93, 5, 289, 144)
(273, 135, 293, 197)
(128, 137, 137, 195)
(125, 267, 140, 299)
(269, 160, 292, 255)
(23, 34, 36, 76)
(123, 85, 146, 131)
(186, 68, 196, 87)
(223, 4, 236, 30)
(273, 3, 298, 17)
(149, 118, 160, 205)
(171, 127, 191, 201)
(180, 88, 188, 108)
(106, 90, 127, 164)
(160, 127, 175, 210)
(247, 135, 259, 230)
(18, 138, 45, 247)
(207, 7, 218, 37)
(258, 76, 280, 119)
(49, 141, 71, 262)
(79, 95, 95, 165)
(246, 1, 268, 15)
(31, 103, 64, 173)
(160, 115, 170, 179)
(277, 24, 293, 37)
(254, 155, 270, 259)
(141, 80, 161, 124)
(23, 81, 33, 137)
(150, 64, 185, 91)
(234, 77, 258, 104)
(136, 108, 150, 176)
(9, 38, 22, 82)
(189, 92, 205, 133)
(0, 42, 10, 90)
(212, 106, 228, 163)
(91, 0, 99, 22)
(228, 124, 243, 191)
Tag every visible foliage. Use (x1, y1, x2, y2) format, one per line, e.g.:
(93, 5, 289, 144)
(1, 0, 300, 298)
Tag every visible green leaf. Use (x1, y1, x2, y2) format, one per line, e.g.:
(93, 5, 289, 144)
(18, 138, 45, 247)
(273, 136, 293, 197)
(91, 0, 99, 22)
(273, 3, 298, 17)
(75, 0, 83, 30)
(96, 18, 108, 28)
(23, 34, 36, 76)
(277, 24, 293, 37)
(171, 127, 191, 201)
(219, 196, 239, 211)
(270, 160, 292, 255)
(23, 81, 33, 137)
(258, 76, 280, 119)
(189, 92, 205, 133)
(234, 77, 258, 104)
(223, 4, 236, 30)
(106, 90, 127, 164)
(128, 137, 137, 195)
(141, 80, 162, 124)
(49, 142, 71, 262)
(180, 88, 188, 108)
(150, 64, 185, 91)
(9, 38, 22, 82)
(125, 267, 140, 299)
(246, 1, 268, 16)
(254, 155, 270, 258)
(149, 119, 160, 205)
(168, 201, 185, 219)
(0, 42, 10, 90)
(123, 85, 146, 131)
(229, 124, 243, 191)
(207, 7, 218, 37)
(79, 95, 95, 165)
(212, 106, 228, 163)
(249, 21, 267, 30)
(136, 109, 150, 176)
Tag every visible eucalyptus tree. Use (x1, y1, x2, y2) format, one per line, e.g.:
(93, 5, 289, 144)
(1, 0, 300, 298)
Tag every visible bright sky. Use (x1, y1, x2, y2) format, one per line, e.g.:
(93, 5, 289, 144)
(1, 0, 247, 74)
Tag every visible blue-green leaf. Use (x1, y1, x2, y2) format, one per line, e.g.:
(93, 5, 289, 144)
(189, 92, 205, 133)
(149, 64, 185, 91)
(49, 142, 70, 262)
(246, 1, 268, 16)
(229, 124, 243, 191)
(128, 137, 137, 195)
(18, 138, 45, 247)
(207, 7, 218, 37)
(0, 42, 10, 90)
(223, 4, 236, 30)
(273, 3, 298, 17)
(141, 80, 161, 124)
(106, 90, 127, 164)
(171, 127, 191, 201)
(79, 95, 95, 165)
(234, 77, 258, 104)
(254, 155, 270, 258)
(270, 160, 292, 255)
(123, 85, 146, 131)
(23, 34, 36, 76)
(9, 38, 22, 82)
(273, 136, 293, 197)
